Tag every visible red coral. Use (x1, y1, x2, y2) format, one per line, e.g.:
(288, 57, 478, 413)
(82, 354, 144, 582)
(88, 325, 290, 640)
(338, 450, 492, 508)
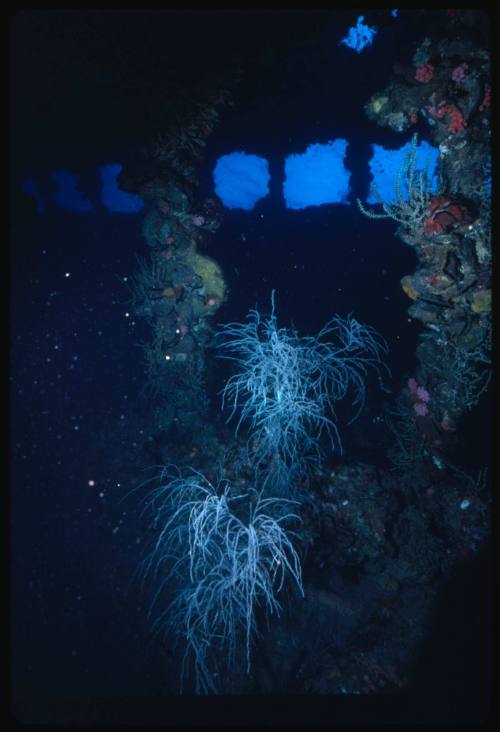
(428, 195, 451, 214)
(415, 64, 434, 83)
(425, 195, 451, 234)
(425, 218, 441, 235)
(446, 104, 467, 132)
(426, 100, 466, 132)
(425, 196, 470, 235)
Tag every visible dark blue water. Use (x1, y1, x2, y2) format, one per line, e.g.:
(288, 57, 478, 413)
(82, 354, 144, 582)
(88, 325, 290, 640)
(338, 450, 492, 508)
(10, 8, 491, 723)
